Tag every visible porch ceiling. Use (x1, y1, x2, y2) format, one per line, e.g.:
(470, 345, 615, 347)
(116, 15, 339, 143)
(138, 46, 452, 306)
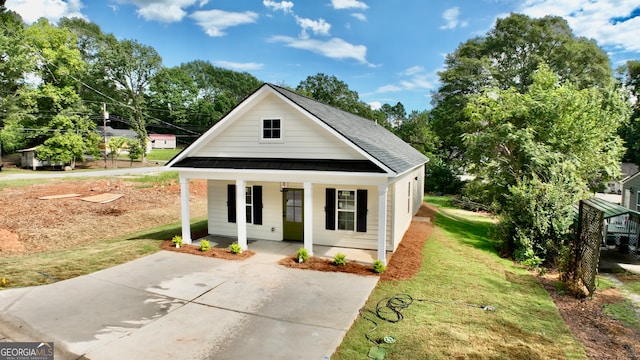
(171, 156, 386, 173)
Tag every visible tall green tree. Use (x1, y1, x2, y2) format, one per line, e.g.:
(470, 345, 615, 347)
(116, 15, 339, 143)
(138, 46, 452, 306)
(296, 73, 385, 123)
(393, 110, 436, 156)
(6, 19, 101, 165)
(100, 38, 162, 162)
(0, 7, 32, 156)
(380, 102, 406, 127)
(617, 60, 640, 164)
(464, 64, 628, 263)
(431, 13, 613, 166)
(58, 18, 119, 116)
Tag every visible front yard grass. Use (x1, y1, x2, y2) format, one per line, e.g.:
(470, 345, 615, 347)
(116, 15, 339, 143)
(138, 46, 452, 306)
(0, 218, 206, 289)
(333, 199, 586, 359)
(146, 148, 182, 161)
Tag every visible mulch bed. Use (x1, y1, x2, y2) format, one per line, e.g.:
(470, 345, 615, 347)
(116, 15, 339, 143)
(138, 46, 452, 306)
(538, 272, 640, 360)
(278, 255, 378, 275)
(160, 240, 255, 260)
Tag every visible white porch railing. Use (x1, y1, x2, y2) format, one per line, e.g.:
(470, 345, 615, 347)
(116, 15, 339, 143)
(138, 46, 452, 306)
(605, 214, 639, 258)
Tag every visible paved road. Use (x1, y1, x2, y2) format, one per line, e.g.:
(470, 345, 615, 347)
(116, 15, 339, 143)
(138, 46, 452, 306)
(0, 242, 379, 359)
(0, 165, 166, 181)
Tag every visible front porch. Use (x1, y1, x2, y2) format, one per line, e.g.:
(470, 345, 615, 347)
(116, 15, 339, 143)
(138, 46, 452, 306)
(178, 177, 396, 264)
(190, 235, 391, 265)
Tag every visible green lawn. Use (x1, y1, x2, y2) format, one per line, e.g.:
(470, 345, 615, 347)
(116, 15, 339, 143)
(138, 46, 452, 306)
(146, 148, 182, 161)
(0, 218, 206, 289)
(333, 198, 586, 359)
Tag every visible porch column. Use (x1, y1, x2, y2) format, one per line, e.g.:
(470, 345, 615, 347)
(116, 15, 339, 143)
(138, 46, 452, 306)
(180, 176, 192, 244)
(304, 182, 313, 255)
(377, 184, 388, 265)
(236, 179, 248, 250)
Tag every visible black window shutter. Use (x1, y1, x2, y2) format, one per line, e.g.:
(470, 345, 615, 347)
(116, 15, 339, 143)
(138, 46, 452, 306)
(357, 189, 368, 232)
(227, 184, 236, 223)
(325, 188, 336, 230)
(253, 185, 263, 225)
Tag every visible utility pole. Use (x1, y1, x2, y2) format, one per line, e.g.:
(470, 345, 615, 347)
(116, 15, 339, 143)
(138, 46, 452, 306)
(102, 103, 109, 168)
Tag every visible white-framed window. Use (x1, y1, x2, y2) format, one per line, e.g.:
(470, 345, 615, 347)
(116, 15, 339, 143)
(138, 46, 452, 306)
(337, 190, 356, 231)
(246, 186, 253, 223)
(262, 118, 281, 140)
(636, 190, 640, 211)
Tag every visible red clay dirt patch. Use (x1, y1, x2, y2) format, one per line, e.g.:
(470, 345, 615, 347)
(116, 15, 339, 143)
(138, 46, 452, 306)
(0, 177, 208, 255)
(160, 240, 255, 260)
(0, 229, 23, 253)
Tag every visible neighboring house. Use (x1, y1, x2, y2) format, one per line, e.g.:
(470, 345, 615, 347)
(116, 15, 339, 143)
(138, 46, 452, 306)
(96, 126, 152, 154)
(17, 147, 67, 170)
(166, 83, 428, 264)
(149, 133, 177, 149)
(621, 169, 640, 210)
(607, 162, 639, 194)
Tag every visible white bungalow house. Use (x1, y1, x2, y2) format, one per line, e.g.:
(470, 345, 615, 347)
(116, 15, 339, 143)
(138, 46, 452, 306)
(166, 84, 428, 264)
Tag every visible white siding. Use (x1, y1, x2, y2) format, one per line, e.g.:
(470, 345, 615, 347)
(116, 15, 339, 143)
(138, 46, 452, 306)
(207, 180, 283, 241)
(312, 184, 380, 250)
(193, 93, 364, 160)
(390, 168, 424, 250)
(204, 176, 424, 252)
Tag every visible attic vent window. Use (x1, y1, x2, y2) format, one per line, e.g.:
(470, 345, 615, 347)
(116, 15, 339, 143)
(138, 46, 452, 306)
(262, 118, 281, 140)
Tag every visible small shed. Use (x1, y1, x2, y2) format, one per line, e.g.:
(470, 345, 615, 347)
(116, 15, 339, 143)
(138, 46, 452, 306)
(17, 147, 67, 170)
(149, 134, 177, 149)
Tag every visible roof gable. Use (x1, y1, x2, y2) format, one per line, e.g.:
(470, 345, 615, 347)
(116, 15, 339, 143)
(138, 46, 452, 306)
(168, 83, 428, 174)
(267, 84, 428, 174)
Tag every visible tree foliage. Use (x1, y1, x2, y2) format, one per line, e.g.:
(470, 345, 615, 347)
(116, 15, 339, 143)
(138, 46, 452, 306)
(464, 64, 628, 263)
(106, 136, 127, 166)
(0, 19, 100, 164)
(431, 13, 614, 165)
(296, 73, 386, 124)
(617, 60, 640, 164)
(99, 39, 162, 161)
(147, 60, 262, 136)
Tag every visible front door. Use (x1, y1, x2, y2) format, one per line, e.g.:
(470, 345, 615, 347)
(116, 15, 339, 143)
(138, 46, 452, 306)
(283, 189, 304, 241)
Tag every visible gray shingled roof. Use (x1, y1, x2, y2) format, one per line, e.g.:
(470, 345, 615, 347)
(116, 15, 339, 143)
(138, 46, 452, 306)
(268, 84, 428, 174)
(96, 126, 138, 140)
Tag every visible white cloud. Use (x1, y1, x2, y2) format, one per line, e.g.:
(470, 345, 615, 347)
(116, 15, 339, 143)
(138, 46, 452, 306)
(6, 0, 86, 24)
(376, 84, 403, 93)
(368, 101, 382, 110)
(216, 61, 264, 71)
(263, 0, 294, 14)
(190, 10, 259, 37)
(351, 13, 366, 21)
(440, 7, 468, 30)
(331, 0, 368, 10)
(118, 0, 205, 23)
(373, 66, 437, 94)
(269, 35, 369, 64)
(401, 66, 425, 76)
(295, 16, 331, 38)
(519, 0, 640, 52)
(136, 4, 187, 22)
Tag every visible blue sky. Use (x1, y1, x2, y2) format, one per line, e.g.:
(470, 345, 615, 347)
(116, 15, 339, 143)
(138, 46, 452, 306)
(7, 0, 640, 113)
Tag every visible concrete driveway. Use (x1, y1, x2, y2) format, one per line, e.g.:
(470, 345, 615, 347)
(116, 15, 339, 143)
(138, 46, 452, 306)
(0, 242, 378, 359)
